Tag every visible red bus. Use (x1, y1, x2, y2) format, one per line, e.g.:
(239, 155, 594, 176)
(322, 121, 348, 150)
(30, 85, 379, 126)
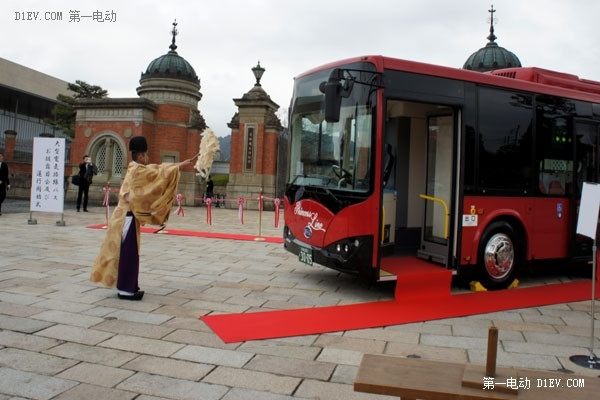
(283, 55, 600, 289)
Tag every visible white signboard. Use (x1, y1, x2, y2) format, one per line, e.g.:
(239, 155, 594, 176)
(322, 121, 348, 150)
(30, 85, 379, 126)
(30, 138, 65, 213)
(576, 182, 600, 240)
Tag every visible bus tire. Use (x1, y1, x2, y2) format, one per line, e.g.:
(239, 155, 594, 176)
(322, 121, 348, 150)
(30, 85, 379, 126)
(478, 221, 521, 290)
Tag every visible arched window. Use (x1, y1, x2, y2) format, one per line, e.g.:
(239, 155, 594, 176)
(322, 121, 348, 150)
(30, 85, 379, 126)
(89, 134, 126, 183)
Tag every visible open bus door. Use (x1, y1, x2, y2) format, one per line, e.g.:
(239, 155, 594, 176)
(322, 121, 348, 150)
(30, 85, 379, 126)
(418, 111, 457, 266)
(379, 101, 458, 279)
(572, 120, 600, 259)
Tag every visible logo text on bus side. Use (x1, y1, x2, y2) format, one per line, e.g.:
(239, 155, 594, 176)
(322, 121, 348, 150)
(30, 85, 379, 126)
(294, 203, 326, 233)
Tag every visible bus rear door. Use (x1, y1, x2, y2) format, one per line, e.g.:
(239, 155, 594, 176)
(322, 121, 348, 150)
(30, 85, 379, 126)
(418, 111, 458, 266)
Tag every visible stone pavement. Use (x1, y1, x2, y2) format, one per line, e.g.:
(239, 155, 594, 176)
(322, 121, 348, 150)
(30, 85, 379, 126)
(0, 198, 599, 400)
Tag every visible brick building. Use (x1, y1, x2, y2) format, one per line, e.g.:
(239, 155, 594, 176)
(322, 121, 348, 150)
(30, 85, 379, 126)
(70, 22, 205, 206)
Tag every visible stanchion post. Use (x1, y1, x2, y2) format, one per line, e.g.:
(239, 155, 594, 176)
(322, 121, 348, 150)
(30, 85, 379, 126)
(569, 239, 600, 369)
(255, 188, 265, 241)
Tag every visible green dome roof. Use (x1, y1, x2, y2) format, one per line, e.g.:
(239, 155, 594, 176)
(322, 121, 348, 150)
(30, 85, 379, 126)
(141, 49, 199, 84)
(140, 21, 199, 84)
(463, 6, 521, 72)
(463, 41, 522, 72)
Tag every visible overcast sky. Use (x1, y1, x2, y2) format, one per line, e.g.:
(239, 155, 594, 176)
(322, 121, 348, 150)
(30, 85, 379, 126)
(3, 0, 599, 136)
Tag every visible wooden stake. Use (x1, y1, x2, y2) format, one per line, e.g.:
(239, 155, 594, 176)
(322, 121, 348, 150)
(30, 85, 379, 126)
(486, 326, 498, 377)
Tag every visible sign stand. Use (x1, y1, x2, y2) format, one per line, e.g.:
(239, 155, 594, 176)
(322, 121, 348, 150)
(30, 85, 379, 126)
(56, 213, 66, 226)
(27, 211, 37, 225)
(28, 137, 67, 227)
(570, 182, 600, 370)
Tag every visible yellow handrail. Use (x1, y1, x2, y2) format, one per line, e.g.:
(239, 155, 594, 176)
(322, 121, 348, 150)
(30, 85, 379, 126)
(419, 194, 449, 239)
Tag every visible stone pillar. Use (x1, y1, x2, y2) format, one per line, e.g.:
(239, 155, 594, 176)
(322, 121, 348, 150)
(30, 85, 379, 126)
(3, 130, 17, 160)
(226, 63, 282, 210)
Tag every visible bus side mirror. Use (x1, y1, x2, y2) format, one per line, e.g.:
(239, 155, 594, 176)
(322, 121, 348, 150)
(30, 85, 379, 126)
(320, 69, 353, 123)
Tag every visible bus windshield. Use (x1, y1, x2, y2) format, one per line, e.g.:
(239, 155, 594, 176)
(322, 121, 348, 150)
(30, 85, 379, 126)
(288, 62, 377, 194)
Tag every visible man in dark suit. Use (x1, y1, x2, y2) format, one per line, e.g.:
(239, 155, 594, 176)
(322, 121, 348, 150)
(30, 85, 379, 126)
(0, 152, 9, 216)
(76, 154, 97, 212)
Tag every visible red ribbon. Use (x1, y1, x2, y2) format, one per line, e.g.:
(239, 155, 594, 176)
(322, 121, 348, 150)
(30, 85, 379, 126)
(274, 198, 281, 228)
(205, 197, 212, 225)
(238, 198, 244, 224)
(175, 194, 184, 216)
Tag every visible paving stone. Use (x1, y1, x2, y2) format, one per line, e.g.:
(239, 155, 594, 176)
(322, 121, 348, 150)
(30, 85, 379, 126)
(343, 327, 420, 343)
(44, 342, 138, 367)
(117, 372, 228, 400)
(316, 347, 365, 366)
(51, 383, 138, 400)
(57, 362, 135, 387)
(32, 298, 94, 313)
(384, 321, 452, 336)
(0, 366, 78, 400)
(452, 325, 525, 341)
(1, 285, 54, 297)
(161, 316, 214, 333)
(245, 354, 336, 380)
(384, 341, 468, 362)
(122, 354, 213, 380)
(171, 344, 254, 367)
(420, 333, 488, 350)
(31, 310, 104, 328)
(0, 314, 54, 334)
(294, 378, 396, 400)
(468, 348, 563, 371)
(502, 340, 591, 357)
(0, 301, 45, 317)
(104, 309, 174, 325)
(0, 330, 60, 352)
(522, 331, 599, 347)
(184, 299, 249, 313)
(0, 348, 78, 375)
(35, 324, 114, 345)
(493, 319, 558, 333)
(93, 319, 175, 339)
(314, 334, 387, 354)
(331, 364, 359, 384)
(221, 387, 311, 400)
(162, 329, 239, 350)
(238, 340, 321, 361)
(98, 334, 184, 357)
(203, 366, 301, 395)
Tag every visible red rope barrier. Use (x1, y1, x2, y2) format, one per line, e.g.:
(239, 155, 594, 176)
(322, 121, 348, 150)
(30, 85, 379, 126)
(96, 187, 283, 227)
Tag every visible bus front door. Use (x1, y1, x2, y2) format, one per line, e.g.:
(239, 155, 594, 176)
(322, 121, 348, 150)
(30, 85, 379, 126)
(418, 112, 456, 266)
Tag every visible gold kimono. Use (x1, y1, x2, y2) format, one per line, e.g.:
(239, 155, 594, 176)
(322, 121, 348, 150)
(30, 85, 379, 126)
(90, 161, 180, 287)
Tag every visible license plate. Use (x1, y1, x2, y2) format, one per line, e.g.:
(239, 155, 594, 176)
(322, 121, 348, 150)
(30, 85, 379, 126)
(298, 246, 313, 266)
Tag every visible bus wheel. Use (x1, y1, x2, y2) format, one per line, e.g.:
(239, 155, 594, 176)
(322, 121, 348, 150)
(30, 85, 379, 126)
(478, 221, 520, 290)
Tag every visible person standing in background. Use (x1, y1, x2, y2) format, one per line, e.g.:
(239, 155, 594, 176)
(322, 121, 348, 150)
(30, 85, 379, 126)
(0, 152, 9, 216)
(77, 154, 97, 212)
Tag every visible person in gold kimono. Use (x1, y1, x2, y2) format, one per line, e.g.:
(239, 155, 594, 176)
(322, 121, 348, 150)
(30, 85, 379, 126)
(90, 136, 196, 300)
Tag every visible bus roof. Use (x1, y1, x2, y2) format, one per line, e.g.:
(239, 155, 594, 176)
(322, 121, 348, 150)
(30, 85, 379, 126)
(296, 55, 600, 103)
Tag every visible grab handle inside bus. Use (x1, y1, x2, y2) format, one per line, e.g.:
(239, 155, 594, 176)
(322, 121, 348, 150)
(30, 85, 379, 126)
(419, 194, 449, 239)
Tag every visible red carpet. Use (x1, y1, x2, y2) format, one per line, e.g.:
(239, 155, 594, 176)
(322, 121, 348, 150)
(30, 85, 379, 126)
(87, 224, 283, 243)
(202, 257, 599, 343)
